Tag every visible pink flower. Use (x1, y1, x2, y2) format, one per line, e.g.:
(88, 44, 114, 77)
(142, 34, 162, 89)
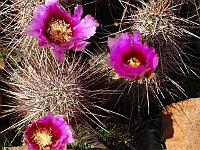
(25, 0, 99, 62)
(24, 112, 74, 150)
(107, 32, 159, 80)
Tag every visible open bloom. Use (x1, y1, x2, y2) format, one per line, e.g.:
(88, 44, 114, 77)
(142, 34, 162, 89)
(107, 32, 159, 80)
(24, 112, 74, 150)
(25, 0, 99, 62)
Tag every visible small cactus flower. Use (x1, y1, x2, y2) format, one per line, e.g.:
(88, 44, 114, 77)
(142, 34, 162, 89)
(24, 112, 74, 150)
(25, 0, 99, 62)
(107, 32, 159, 81)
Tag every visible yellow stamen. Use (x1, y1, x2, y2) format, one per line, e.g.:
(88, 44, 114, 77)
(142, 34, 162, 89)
(126, 57, 140, 68)
(33, 130, 52, 148)
(47, 18, 73, 44)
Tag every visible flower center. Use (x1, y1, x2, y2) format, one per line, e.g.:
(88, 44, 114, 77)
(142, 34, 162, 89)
(47, 18, 73, 45)
(33, 130, 52, 148)
(126, 57, 141, 68)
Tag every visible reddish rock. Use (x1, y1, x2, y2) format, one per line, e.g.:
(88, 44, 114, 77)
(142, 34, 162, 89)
(162, 98, 200, 150)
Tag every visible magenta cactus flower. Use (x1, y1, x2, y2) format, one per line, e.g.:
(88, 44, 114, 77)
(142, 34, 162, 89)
(25, 0, 99, 62)
(24, 112, 74, 150)
(107, 32, 159, 80)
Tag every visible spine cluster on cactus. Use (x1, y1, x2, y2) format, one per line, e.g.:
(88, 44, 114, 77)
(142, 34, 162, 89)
(0, 0, 200, 149)
(2, 47, 115, 132)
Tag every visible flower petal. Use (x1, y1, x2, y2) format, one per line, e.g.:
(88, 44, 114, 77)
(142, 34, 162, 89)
(51, 43, 66, 62)
(38, 34, 50, 46)
(108, 37, 118, 49)
(25, 25, 40, 37)
(131, 31, 141, 43)
(106, 57, 114, 67)
(24, 112, 74, 150)
(74, 15, 99, 41)
(45, 0, 58, 6)
(25, 5, 46, 37)
(61, 39, 74, 49)
(107, 31, 159, 80)
(31, 5, 46, 30)
(72, 41, 90, 51)
(71, 4, 83, 26)
(26, 1, 99, 60)
(52, 47, 65, 62)
(67, 136, 75, 143)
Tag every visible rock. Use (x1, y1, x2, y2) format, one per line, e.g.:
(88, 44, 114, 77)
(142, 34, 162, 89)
(162, 98, 200, 150)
